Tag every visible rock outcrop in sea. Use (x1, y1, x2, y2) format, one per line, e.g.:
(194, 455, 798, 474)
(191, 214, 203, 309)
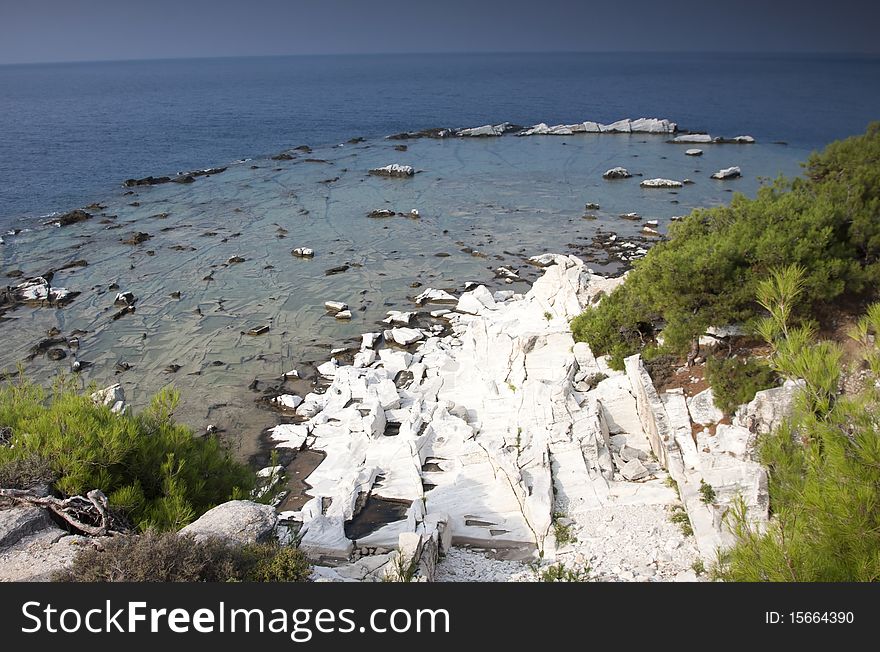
(387, 117, 678, 140)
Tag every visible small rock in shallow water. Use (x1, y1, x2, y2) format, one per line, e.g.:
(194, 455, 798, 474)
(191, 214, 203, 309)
(121, 232, 152, 245)
(325, 265, 349, 276)
(47, 348, 67, 361)
(603, 167, 631, 180)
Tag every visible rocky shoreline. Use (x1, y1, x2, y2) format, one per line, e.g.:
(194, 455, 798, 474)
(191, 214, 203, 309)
(252, 254, 787, 582)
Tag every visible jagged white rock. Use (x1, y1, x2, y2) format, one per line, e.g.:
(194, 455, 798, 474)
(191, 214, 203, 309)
(603, 167, 631, 179)
(369, 164, 414, 177)
(672, 133, 713, 143)
(711, 166, 742, 180)
(687, 388, 724, 426)
(324, 301, 348, 312)
(640, 178, 683, 188)
(415, 288, 457, 304)
(456, 122, 513, 137)
(273, 394, 303, 410)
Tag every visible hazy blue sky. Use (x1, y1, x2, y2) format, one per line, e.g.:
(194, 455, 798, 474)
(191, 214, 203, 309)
(1, 0, 878, 64)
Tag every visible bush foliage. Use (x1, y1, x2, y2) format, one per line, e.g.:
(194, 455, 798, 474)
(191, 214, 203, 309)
(715, 277, 880, 581)
(0, 377, 254, 531)
(705, 356, 779, 416)
(571, 123, 880, 369)
(55, 530, 311, 582)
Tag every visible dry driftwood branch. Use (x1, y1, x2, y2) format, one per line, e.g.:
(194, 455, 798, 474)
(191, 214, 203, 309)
(0, 487, 128, 536)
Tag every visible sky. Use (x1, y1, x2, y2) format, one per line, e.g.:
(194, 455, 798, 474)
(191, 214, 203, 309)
(1, 0, 878, 64)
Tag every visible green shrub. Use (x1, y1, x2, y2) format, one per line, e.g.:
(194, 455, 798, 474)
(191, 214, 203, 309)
(572, 123, 880, 361)
(535, 562, 591, 582)
(698, 480, 716, 505)
(55, 530, 311, 582)
(714, 297, 880, 581)
(705, 356, 779, 415)
(0, 377, 254, 531)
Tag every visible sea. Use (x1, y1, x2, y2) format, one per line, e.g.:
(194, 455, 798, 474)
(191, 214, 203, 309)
(1, 52, 878, 461)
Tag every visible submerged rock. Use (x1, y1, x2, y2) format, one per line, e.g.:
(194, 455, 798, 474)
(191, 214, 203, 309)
(121, 232, 152, 245)
(45, 209, 92, 227)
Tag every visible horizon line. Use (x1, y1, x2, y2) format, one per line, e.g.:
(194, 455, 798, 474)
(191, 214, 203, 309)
(2, 48, 879, 67)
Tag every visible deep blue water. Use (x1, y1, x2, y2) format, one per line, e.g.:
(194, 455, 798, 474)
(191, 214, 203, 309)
(1, 51, 879, 227)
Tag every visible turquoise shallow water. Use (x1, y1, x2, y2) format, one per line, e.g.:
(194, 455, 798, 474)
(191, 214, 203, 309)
(0, 128, 807, 458)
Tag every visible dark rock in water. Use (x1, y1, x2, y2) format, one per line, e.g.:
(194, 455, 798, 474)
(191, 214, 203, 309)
(368, 209, 396, 218)
(29, 337, 67, 359)
(619, 213, 641, 221)
(169, 291, 181, 299)
(52, 259, 88, 273)
(114, 291, 136, 306)
(46, 209, 91, 227)
(6, 270, 23, 279)
(227, 256, 246, 265)
(294, 145, 312, 153)
(123, 176, 171, 188)
(387, 127, 453, 140)
(394, 144, 408, 151)
(410, 281, 422, 288)
(246, 326, 270, 336)
(47, 348, 67, 361)
(271, 152, 295, 161)
(324, 265, 349, 276)
(434, 252, 451, 258)
(304, 158, 328, 164)
(585, 202, 601, 210)
(129, 202, 141, 207)
(108, 282, 120, 291)
(84, 202, 106, 211)
(115, 361, 132, 373)
(111, 305, 135, 320)
(347, 137, 365, 144)
(47, 327, 61, 337)
(122, 232, 151, 245)
(164, 364, 182, 373)
(125, 167, 225, 188)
